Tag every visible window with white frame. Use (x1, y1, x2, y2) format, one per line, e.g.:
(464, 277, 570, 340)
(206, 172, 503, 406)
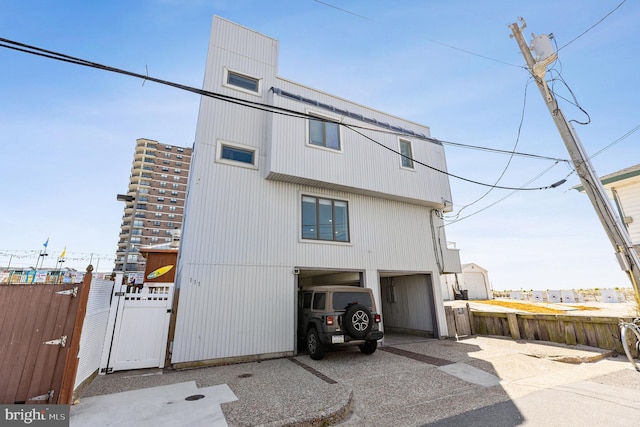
(399, 138, 414, 169)
(308, 113, 340, 150)
(224, 68, 261, 94)
(216, 140, 258, 169)
(301, 195, 349, 242)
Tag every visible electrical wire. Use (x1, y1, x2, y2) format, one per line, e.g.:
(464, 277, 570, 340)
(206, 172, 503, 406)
(557, 0, 628, 52)
(312, 0, 370, 20)
(344, 124, 562, 191)
(446, 76, 532, 221)
(345, 121, 569, 162)
(444, 162, 572, 226)
(310, 0, 523, 68)
(0, 36, 567, 191)
(589, 122, 640, 159)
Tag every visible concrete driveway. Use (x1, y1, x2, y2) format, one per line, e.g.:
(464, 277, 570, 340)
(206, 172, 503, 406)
(73, 335, 640, 426)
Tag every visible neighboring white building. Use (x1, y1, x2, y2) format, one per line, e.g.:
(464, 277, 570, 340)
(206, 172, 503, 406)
(171, 17, 461, 366)
(599, 164, 640, 249)
(441, 263, 492, 300)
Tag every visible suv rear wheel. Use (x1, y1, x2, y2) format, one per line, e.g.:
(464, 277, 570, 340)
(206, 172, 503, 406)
(306, 327, 326, 360)
(359, 340, 377, 355)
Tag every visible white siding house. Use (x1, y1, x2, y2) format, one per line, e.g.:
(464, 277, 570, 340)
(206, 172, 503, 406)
(171, 16, 461, 366)
(599, 164, 640, 247)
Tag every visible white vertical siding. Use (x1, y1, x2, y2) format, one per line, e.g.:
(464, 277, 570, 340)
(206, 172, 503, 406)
(74, 278, 113, 389)
(172, 17, 456, 364)
(615, 183, 640, 244)
(267, 81, 452, 207)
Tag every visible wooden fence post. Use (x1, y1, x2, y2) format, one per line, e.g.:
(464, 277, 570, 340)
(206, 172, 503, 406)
(507, 313, 521, 340)
(466, 303, 476, 335)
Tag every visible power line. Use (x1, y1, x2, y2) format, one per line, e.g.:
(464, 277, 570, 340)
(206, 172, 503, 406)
(444, 163, 572, 226)
(310, 0, 523, 68)
(447, 77, 532, 220)
(337, 122, 569, 163)
(557, 0, 627, 52)
(345, 124, 563, 191)
(312, 0, 370, 20)
(589, 122, 640, 159)
(0, 36, 566, 191)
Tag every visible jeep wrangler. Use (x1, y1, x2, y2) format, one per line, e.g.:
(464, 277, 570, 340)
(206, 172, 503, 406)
(298, 285, 383, 360)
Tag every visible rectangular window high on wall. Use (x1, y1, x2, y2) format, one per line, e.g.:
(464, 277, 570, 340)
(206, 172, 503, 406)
(399, 138, 414, 169)
(302, 195, 349, 242)
(309, 115, 340, 150)
(224, 68, 261, 94)
(216, 140, 258, 169)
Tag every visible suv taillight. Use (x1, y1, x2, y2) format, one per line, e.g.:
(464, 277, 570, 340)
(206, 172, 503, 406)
(374, 314, 381, 323)
(326, 316, 334, 326)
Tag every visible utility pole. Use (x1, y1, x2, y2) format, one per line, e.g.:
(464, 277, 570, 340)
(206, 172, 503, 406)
(509, 18, 640, 306)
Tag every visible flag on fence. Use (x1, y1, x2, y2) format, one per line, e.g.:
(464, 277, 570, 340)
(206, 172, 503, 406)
(59, 247, 67, 259)
(43, 238, 49, 249)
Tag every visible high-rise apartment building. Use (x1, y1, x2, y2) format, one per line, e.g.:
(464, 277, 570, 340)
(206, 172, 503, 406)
(115, 138, 192, 272)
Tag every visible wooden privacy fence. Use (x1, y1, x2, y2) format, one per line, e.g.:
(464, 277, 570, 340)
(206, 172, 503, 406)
(0, 266, 92, 404)
(445, 304, 634, 356)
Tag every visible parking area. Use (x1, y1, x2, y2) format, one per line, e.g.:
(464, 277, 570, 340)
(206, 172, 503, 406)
(74, 335, 640, 426)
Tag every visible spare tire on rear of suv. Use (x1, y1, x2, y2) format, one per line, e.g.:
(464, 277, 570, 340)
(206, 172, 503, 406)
(343, 303, 373, 339)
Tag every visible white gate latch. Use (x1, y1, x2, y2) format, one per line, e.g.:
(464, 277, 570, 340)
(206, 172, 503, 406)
(43, 336, 67, 347)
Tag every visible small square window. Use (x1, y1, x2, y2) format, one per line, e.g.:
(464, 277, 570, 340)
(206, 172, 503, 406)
(225, 69, 260, 93)
(399, 138, 414, 169)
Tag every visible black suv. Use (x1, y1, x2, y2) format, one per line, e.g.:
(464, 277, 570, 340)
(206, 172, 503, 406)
(298, 285, 383, 360)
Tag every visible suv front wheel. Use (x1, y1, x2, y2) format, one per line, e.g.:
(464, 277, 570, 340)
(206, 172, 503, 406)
(306, 327, 326, 360)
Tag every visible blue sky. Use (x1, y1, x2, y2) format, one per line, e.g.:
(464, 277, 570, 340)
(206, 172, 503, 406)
(1, 1, 638, 291)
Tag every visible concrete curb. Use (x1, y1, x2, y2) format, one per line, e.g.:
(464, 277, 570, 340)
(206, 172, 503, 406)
(262, 390, 354, 427)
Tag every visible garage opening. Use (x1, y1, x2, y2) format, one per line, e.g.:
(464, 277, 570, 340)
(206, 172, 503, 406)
(379, 273, 438, 344)
(295, 269, 364, 355)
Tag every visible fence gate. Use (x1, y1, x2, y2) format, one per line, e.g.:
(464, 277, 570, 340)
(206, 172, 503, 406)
(0, 268, 92, 404)
(100, 279, 174, 373)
